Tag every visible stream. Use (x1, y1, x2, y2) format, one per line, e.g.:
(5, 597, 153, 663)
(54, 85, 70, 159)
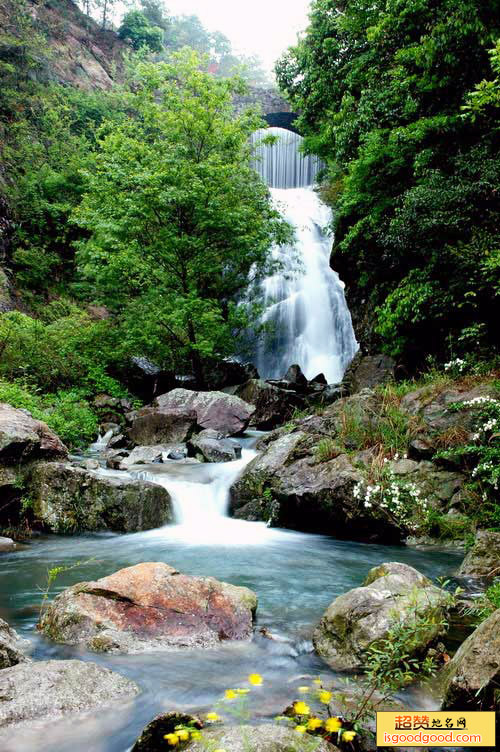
(0, 435, 463, 752)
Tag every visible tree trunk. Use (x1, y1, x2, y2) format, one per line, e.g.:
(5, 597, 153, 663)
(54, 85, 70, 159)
(187, 319, 205, 389)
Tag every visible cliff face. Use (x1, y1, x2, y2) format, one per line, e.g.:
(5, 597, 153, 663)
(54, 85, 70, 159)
(0, 0, 127, 90)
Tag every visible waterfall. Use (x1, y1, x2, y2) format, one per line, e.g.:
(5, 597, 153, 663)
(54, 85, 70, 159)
(250, 127, 358, 383)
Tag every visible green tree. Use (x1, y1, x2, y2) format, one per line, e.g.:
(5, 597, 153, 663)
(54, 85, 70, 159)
(276, 1, 500, 366)
(118, 10, 163, 52)
(75, 52, 290, 384)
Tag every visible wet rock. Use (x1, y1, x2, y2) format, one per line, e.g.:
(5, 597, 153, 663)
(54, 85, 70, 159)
(0, 403, 67, 462)
(118, 444, 176, 469)
(131, 712, 202, 752)
(311, 373, 328, 385)
(230, 432, 399, 542)
(189, 429, 242, 463)
(29, 462, 172, 533)
(458, 531, 500, 581)
(155, 389, 255, 436)
(39, 562, 258, 653)
(342, 352, 394, 394)
(104, 448, 130, 469)
(234, 379, 302, 429)
(0, 536, 15, 552)
(189, 725, 339, 752)
(128, 406, 197, 446)
(116, 356, 175, 402)
(441, 608, 500, 711)
(0, 660, 139, 729)
(0, 617, 30, 668)
(313, 562, 451, 671)
(204, 358, 259, 390)
(284, 363, 308, 389)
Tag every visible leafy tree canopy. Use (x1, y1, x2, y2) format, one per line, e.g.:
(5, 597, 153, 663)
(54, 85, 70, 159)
(118, 10, 163, 52)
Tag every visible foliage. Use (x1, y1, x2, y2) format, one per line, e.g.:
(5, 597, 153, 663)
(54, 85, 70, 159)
(118, 10, 163, 52)
(38, 557, 96, 620)
(276, 1, 500, 366)
(0, 380, 98, 448)
(461, 579, 500, 625)
(338, 394, 420, 454)
(75, 51, 290, 384)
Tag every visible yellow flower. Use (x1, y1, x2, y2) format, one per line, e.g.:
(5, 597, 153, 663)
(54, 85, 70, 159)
(312, 678, 322, 685)
(206, 712, 220, 722)
(298, 686, 310, 693)
(213, 749, 227, 752)
(293, 701, 310, 716)
(235, 688, 250, 695)
(342, 730, 357, 742)
(248, 673, 263, 686)
(294, 725, 307, 734)
(225, 689, 237, 700)
(177, 730, 189, 741)
(190, 731, 202, 740)
(319, 690, 332, 704)
(325, 717, 342, 733)
(163, 733, 179, 746)
(307, 718, 323, 730)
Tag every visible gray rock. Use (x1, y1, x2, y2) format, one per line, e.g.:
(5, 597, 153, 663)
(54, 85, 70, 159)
(441, 608, 500, 711)
(313, 562, 451, 671)
(155, 389, 255, 436)
(131, 712, 202, 752)
(119, 445, 172, 469)
(0, 617, 30, 668)
(0, 536, 15, 552)
(29, 462, 172, 533)
(458, 531, 500, 580)
(128, 405, 197, 446)
(0, 403, 67, 462)
(189, 429, 242, 463)
(234, 379, 302, 429)
(284, 363, 308, 388)
(39, 562, 258, 653)
(0, 660, 139, 729)
(189, 725, 339, 752)
(342, 353, 395, 394)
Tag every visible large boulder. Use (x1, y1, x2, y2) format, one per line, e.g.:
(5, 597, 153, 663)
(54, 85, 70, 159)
(441, 608, 500, 711)
(128, 405, 197, 446)
(118, 444, 187, 470)
(342, 352, 395, 394)
(230, 432, 400, 542)
(313, 562, 451, 671)
(188, 429, 242, 463)
(234, 379, 302, 430)
(458, 531, 500, 581)
(29, 462, 172, 533)
(131, 712, 203, 752)
(0, 660, 139, 730)
(188, 725, 339, 752)
(0, 403, 67, 462)
(154, 389, 255, 436)
(39, 562, 258, 653)
(0, 617, 30, 669)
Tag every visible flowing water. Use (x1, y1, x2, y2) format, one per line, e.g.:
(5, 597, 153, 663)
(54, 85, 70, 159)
(0, 438, 462, 752)
(250, 128, 358, 383)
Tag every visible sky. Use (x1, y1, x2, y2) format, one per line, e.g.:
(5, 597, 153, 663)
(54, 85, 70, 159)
(118, 1, 312, 73)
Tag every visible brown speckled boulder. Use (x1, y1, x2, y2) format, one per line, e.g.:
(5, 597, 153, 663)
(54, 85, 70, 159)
(39, 562, 258, 653)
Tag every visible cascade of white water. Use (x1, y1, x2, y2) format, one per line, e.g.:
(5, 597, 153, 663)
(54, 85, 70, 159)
(250, 128, 358, 383)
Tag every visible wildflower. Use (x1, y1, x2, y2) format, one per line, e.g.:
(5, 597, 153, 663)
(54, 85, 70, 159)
(298, 686, 310, 693)
(312, 678, 322, 685)
(177, 730, 189, 741)
(224, 689, 237, 700)
(293, 701, 310, 715)
(235, 688, 250, 695)
(248, 673, 263, 686)
(319, 690, 332, 704)
(164, 733, 179, 746)
(342, 730, 357, 742)
(307, 718, 323, 730)
(213, 749, 227, 752)
(294, 725, 307, 734)
(190, 731, 202, 740)
(325, 717, 342, 732)
(206, 712, 220, 722)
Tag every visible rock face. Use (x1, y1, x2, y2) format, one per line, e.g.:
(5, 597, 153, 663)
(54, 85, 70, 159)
(188, 429, 242, 463)
(0, 660, 139, 729)
(128, 406, 197, 446)
(342, 353, 395, 393)
(189, 725, 339, 752)
(39, 562, 258, 653)
(442, 608, 500, 711)
(234, 379, 302, 429)
(0, 618, 30, 669)
(458, 531, 500, 580)
(155, 389, 255, 436)
(0, 403, 67, 462)
(230, 431, 400, 542)
(313, 562, 451, 671)
(29, 462, 172, 533)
